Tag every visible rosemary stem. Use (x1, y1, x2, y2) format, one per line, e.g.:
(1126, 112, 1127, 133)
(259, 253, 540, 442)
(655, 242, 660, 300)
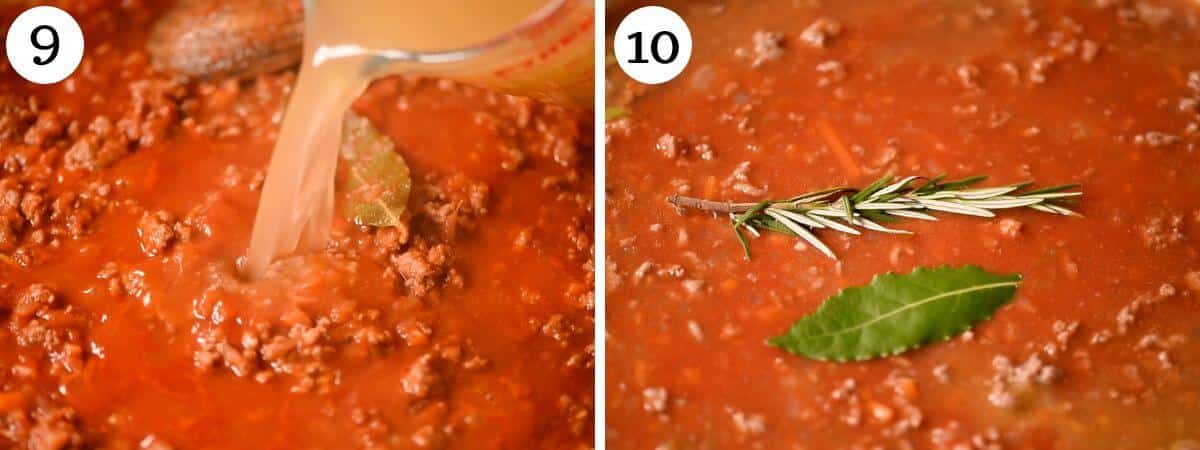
(667, 195, 761, 214)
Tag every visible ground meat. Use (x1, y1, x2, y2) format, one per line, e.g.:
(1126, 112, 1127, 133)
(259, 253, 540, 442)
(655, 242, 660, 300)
(1049, 320, 1080, 356)
(956, 64, 980, 89)
(138, 435, 174, 450)
(0, 216, 21, 252)
(998, 353, 1059, 386)
(731, 410, 766, 435)
(738, 30, 785, 67)
(351, 324, 393, 347)
(0, 180, 106, 259)
(1028, 55, 1055, 84)
(411, 423, 448, 449)
(418, 174, 489, 240)
(1140, 213, 1185, 250)
(932, 364, 950, 383)
(20, 191, 47, 228)
(1080, 39, 1100, 62)
(63, 132, 128, 172)
(642, 387, 669, 413)
(390, 243, 452, 297)
(1137, 131, 1180, 147)
(219, 165, 265, 191)
(402, 354, 442, 399)
(137, 210, 178, 257)
(63, 77, 186, 173)
(996, 218, 1023, 238)
(0, 95, 38, 144)
(125, 79, 187, 148)
(799, 17, 842, 48)
(986, 382, 1015, 409)
(193, 328, 228, 370)
(1, 400, 83, 450)
(1178, 98, 1197, 115)
(23, 111, 65, 148)
(50, 194, 89, 239)
(371, 224, 412, 256)
(185, 260, 410, 393)
(397, 320, 432, 348)
(350, 408, 393, 450)
(816, 60, 847, 86)
(13, 284, 57, 322)
(28, 407, 83, 450)
(542, 314, 580, 345)
(1134, 2, 1173, 27)
(681, 279, 704, 295)
(632, 261, 655, 283)
(121, 270, 147, 299)
(997, 60, 1021, 84)
(1116, 287, 1175, 335)
(655, 134, 683, 159)
(657, 264, 684, 278)
(722, 161, 768, 196)
(1185, 271, 1200, 293)
(194, 313, 346, 394)
(988, 353, 1060, 408)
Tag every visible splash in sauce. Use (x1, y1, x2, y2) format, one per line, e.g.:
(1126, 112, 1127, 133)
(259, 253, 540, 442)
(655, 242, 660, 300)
(243, 0, 577, 277)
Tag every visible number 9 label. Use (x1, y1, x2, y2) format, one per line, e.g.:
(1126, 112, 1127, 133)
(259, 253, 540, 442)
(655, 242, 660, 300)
(6, 6, 84, 85)
(613, 6, 692, 85)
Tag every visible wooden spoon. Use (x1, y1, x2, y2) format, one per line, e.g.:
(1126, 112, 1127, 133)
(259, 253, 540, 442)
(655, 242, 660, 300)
(147, 0, 304, 80)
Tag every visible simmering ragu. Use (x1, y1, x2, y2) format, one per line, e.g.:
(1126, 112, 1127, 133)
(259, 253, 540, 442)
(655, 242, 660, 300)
(606, 0, 1200, 448)
(0, 1, 594, 448)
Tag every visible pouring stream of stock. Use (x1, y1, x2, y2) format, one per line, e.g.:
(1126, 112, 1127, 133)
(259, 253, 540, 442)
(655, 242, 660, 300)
(241, 0, 572, 278)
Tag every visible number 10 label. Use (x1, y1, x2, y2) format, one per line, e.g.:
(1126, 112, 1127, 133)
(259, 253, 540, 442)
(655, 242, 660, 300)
(5, 6, 84, 85)
(613, 6, 692, 85)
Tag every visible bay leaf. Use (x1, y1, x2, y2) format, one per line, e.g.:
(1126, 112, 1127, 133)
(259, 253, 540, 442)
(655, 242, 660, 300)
(768, 265, 1021, 362)
(605, 106, 629, 121)
(340, 113, 411, 227)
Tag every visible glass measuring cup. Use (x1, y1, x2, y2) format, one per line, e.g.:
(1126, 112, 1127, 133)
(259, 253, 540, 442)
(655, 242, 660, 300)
(244, 0, 594, 277)
(304, 0, 595, 106)
(421, 0, 594, 108)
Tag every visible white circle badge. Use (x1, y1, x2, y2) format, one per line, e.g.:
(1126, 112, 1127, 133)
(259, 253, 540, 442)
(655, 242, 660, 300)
(613, 6, 692, 85)
(6, 6, 85, 85)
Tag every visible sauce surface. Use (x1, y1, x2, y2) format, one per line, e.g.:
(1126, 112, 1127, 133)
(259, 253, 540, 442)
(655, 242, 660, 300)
(0, 1, 594, 449)
(606, 1, 1200, 449)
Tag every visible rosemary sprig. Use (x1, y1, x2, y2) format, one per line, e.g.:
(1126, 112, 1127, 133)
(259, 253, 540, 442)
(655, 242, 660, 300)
(667, 175, 1082, 259)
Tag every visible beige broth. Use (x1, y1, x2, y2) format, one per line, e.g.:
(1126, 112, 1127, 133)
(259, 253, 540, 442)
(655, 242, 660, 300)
(244, 0, 551, 277)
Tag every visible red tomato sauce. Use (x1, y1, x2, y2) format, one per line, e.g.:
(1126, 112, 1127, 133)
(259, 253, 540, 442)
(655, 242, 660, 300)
(606, 1, 1200, 449)
(0, 1, 594, 449)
